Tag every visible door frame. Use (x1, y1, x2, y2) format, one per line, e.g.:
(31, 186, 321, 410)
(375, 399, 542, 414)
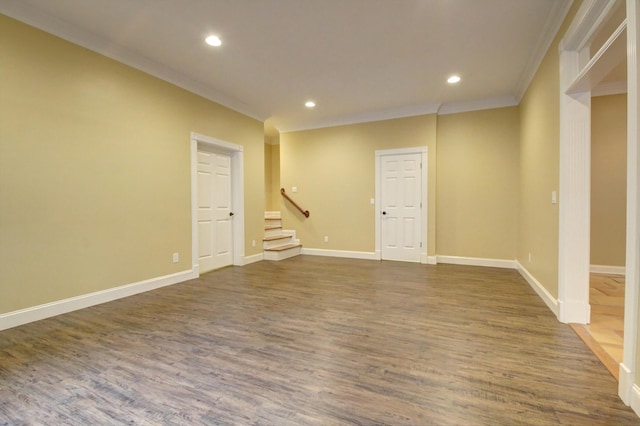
(559, 0, 638, 406)
(190, 132, 245, 274)
(375, 147, 428, 263)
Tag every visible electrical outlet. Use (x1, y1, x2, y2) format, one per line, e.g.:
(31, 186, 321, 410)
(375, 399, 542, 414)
(324, 236, 329, 243)
(173, 253, 179, 263)
(252, 240, 256, 247)
(528, 253, 532, 262)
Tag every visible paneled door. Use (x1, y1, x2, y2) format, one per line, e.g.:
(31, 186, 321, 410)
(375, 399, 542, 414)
(380, 153, 422, 262)
(197, 148, 233, 272)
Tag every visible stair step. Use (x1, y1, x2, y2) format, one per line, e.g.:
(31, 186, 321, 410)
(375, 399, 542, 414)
(265, 218, 281, 221)
(265, 225, 282, 230)
(263, 235, 291, 242)
(264, 243, 302, 252)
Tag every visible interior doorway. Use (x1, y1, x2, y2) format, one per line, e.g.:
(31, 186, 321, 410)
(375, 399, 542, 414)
(375, 147, 428, 263)
(190, 132, 245, 274)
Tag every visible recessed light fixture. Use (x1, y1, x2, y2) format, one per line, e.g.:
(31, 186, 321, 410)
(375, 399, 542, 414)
(447, 75, 461, 84)
(205, 35, 222, 47)
(305, 101, 316, 108)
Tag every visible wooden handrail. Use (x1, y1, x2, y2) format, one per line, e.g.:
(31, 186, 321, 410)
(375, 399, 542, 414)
(281, 188, 310, 217)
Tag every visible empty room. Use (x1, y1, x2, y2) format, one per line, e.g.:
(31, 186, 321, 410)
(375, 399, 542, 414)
(2, 0, 640, 424)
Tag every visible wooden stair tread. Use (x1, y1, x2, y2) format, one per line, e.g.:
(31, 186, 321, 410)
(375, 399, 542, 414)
(264, 217, 281, 221)
(265, 225, 282, 230)
(263, 235, 291, 241)
(264, 243, 302, 252)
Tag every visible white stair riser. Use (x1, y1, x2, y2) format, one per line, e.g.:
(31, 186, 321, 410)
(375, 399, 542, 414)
(264, 246, 302, 261)
(263, 238, 294, 249)
(264, 228, 284, 238)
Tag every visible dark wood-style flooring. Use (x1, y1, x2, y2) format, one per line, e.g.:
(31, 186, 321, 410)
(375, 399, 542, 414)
(1, 256, 638, 425)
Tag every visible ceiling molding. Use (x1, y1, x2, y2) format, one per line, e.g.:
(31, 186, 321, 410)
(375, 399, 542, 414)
(437, 96, 519, 116)
(278, 103, 441, 134)
(0, 2, 268, 122)
(515, 0, 575, 101)
(560, 0, 621, 51)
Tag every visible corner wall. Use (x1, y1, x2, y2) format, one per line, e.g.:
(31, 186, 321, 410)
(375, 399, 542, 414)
(0, 15, 264, 315)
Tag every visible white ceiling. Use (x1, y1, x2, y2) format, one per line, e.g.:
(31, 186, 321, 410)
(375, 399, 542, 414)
(1, 0, 574, 132)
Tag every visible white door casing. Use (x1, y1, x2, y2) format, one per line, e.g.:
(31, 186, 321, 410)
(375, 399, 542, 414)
(197, 149, 233, 272)
(375, 147, 428, 263)
(190, 132, 245, 274)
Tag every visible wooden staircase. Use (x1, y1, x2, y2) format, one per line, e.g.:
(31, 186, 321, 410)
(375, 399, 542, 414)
(263, 211, 302, 261)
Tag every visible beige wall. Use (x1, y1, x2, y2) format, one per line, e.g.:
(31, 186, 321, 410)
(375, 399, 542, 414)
(436, 107, 519, 260)
(0, 15, 264, 314)
(280, 115, 437, 255)
(518, 2, 581, 298)
(591, 94, 627, 267)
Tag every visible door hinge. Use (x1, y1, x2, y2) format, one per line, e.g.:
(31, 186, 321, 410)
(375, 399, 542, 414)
(420, 242, 423, 248)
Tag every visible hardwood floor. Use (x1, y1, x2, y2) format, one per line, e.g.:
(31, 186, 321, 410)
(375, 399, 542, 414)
(1, 257, 638, 425)
(571, 274, 625, 380)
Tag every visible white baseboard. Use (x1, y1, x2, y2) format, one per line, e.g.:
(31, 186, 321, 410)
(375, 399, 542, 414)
(516, 261, 559, 317)
(436, 255, 516, 269)
(301, 248, 378, 260)
(590, 264, 626, 275)
(620, 362, 634, 406)
(242, 252, 264, 265)
(631, 384, 640, 416)
(0, 268, 197, 332)
(426, 255, 438, 265)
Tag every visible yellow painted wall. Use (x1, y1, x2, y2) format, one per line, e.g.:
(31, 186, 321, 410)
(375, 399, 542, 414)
(591, 94, 627, 267)
(0, 15, 264, 314)
(280, 115, 437, 255)
(518, 2, 581, 298)
(436, 107, 519, 260)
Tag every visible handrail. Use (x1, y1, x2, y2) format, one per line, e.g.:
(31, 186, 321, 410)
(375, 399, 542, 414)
(281, 188, 310, 217)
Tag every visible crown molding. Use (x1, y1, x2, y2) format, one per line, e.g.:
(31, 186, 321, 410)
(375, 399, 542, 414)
(0, 3, 268, 122)
(278, 102, 441, 133)
(437, 96, 518, 116)
(515, 0, 575, 101)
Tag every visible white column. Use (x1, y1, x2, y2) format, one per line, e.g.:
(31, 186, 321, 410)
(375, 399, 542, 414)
(557, 49, 592, 324)
(621, 0, 640, 409)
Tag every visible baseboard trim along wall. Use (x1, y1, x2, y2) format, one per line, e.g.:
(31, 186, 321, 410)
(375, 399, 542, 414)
(436, 255, 516, 269)
(590, 264, 626, 275)
(301, 248, 378, 260)
(631, 383, 640, 418)
(0, 268, 197, 332)
(243, 253, 264, 265)
(516, 261, 559, 317)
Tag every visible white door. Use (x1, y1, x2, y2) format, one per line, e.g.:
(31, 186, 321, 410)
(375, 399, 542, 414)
(197, 148, 233, 272)
(380, 153, 422, 262)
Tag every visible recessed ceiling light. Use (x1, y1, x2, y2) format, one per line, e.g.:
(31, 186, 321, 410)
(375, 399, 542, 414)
(305, 101, 316, 108)
(205, 35, 222, 47)
(447, 75, 461, 84)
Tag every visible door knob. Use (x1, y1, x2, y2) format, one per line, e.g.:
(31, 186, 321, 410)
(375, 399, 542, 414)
(229, 212, 234, 217)
(382, 211, 387, 215)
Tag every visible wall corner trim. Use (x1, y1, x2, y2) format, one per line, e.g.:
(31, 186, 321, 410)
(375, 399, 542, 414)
(0, 269, 197, 332)
(620, 362, 634, 406)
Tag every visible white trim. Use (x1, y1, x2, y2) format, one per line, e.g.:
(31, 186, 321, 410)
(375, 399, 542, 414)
(301, 248, 378, 260)
(516, 261, 560, 317)
(426, 256, 438, 265)
(437, 96, 518, 116)
(592, 80, 628, 97)
(0, 269, 196, 332)
(515, 0, 575, 101)
(631, 384, 640, 417)
(191, 132, 245, 273)
(621, 362, 634, 405)
(278, 103, 440, 133)
(590, 264, 626, 275)
(622, 0, 640, 407)
(375, 147, 428, 263)
(243, 253, 264, 265)
(0, 2, 267, 122)
(436, 255, 516, 269)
